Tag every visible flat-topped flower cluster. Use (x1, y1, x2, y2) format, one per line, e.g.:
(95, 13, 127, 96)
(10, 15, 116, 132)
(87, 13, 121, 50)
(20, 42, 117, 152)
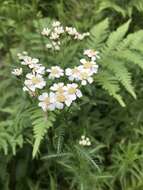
(12, 21, 100, 112)
(12, 48, 99, 112)
(66, 49, 99, 85)
(41, 21, 90, 51)
(38, 83, 82, 111)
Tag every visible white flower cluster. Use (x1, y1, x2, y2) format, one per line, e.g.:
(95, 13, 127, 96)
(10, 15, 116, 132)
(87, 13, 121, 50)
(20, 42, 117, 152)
(41, 21, 90, 51)
(41, 21, 64, 51)
(15, 52, 46, 92)
(79, 135, 91, 146)
(38, 83, 82, 111)
(66, 49, 99, 85)
(12, 49, 99, 112)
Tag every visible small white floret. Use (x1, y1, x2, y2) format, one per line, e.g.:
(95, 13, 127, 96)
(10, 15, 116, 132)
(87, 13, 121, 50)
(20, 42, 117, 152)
(12, 68, 23, 76)
(38, 92, 56, 112)
(84, 49, 100, 60)
(41, 28, 51, 36)
(21, 56, 39, 66)
(50, 32, 60, 40)
(47, 66, 64, 79)
(46, 43, 52, 49)
(65, 67, 80, 81)
(52, 21, 61, 27)
(24, 73, 46, 92)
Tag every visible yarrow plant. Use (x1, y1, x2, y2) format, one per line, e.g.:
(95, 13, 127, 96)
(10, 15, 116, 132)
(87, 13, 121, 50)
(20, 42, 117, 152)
(12, 21, 100, 113)
(5, 5, 143, 188)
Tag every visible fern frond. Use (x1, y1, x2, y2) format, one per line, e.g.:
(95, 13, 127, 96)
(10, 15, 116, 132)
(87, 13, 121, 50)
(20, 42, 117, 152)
(117, 31, 143, 50)
(114, 50, 143, 70)
(103, 20, 131, 54)
(87, 18, 109, 49)
(0, 126, 23, 155)
(88, 20, 143, 104)
(31, 109, 55, 158)
(96, 71, 125, 107)
(106, 58, 136, 99)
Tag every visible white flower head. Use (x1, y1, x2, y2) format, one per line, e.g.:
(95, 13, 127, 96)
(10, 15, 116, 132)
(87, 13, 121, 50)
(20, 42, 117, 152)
(84, 49, 100, 61)
(54, 26, 64, 35)
(46, 43, 52, 49)
(52, 21, 61, 27)
(23, 86, 29, 92)
(54, 90, 76, 109)
(24, 73, 46, 92)
(51, 86, 69, 109)
(36, 65, 45, 75)
(52, 41, 61, 46)
(75, 32, 89, 40)
(41, 28, 51, 36)
(65, 27, 77, 36)
(31, 64, 45, 75)
(64, 83, 82, 103)
(74, 33, 84, 40)
(21, 56, 39, 66)
(83, 32, 90, 37)
(52, 41, 61, 51)
(50, 32, 60, 40)
(50, 83, 67, 109)
(65, 26, 89, 41)
(81, 135, 85, 139)
(78, 66, 94, 85)
(47, 66, 64, 79)
(50, 83, 82, 107)
(54, 92, 67, 109)
(65, 67, 80, 81)
(17, 51, 28, 60)
(80, 58, 99, 74)
(12, 68, 23, 76)
(54, 45, 60, 51)
(38, 92, 56, 112)
(50, 83, 65, 93)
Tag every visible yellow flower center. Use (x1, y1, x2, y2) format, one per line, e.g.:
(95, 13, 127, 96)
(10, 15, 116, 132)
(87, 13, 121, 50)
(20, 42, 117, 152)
(44, 97, 50, 105)
(51, 68, 59, 75)
(57, 87, 64, 93)
(68, 87, 76, 94)
(83, 62, 92, 69)
(57, 93, 66, 102)
(32, 77, 41, 84)
(81, 72, 88, 79)
(73, 68, 79, 75)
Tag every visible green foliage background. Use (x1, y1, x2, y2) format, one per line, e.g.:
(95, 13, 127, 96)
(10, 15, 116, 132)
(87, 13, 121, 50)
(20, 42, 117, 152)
(1, 0, 143, 189)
